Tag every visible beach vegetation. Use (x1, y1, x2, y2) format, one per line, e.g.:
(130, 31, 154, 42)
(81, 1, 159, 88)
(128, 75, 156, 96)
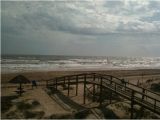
(1, 95, 18, 113)
(151, 82, 160, 92)
(49, 113, 72, 119)
(17, 102, 32, 110)
(24, 111, 45, 118)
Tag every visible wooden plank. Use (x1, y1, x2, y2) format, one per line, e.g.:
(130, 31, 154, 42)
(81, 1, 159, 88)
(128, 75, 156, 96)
(76, 75, 78, 96)
(46, 80, 48, 87)
(55, 78, 57, 90)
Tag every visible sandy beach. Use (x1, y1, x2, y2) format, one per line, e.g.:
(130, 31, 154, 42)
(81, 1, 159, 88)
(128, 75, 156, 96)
(1, 69, 160, 119)
(2, 69, 160, 91)
(2, 69, 160, 83)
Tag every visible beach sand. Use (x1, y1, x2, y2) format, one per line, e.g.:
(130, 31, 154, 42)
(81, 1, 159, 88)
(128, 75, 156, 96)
(2, 69, 160, 83)
(1, 69, 160, 119)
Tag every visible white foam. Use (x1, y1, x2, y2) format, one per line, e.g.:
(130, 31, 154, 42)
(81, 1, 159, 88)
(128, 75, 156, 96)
(1, 56, 160, 73)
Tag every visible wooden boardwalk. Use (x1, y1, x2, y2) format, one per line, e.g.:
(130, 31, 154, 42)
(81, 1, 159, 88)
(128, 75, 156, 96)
(46, 73, 160, 118)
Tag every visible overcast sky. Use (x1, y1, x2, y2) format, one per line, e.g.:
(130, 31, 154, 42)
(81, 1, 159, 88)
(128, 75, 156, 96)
(2, 0, 160, 57)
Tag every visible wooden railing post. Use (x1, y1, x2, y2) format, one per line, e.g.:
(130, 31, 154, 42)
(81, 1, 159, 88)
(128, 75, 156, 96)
(76, 75, 78, 96)
(53, 80, 55, 89)
(64, 77, 66, 85)
(139, 88, 145, 118)
(55, 78, 57, 90)
(110, 81, 112, 104)
(62, 77, 66, 90)
(142, 88, 145, 100)
(131, 90, 135, 119)
(124, 81, 126, 91)
(99, 77, 103, 106)
(68, 76, 70, 96)
(46, 80, 48, 87)
(83, 74, 86, 104)
(110, 76, 112, 81)
(93, 73, 96, 102)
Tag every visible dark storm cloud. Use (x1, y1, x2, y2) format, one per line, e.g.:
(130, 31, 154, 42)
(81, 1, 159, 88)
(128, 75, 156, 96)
(1, 1, 160, 56)
(2, 1, 160, 36)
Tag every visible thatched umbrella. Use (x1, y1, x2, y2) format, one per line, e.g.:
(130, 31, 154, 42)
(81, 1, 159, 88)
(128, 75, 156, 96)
(9, 75, 30, 96)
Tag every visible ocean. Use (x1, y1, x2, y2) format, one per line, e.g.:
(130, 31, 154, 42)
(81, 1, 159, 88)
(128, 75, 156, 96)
(1, 55, 160, 73)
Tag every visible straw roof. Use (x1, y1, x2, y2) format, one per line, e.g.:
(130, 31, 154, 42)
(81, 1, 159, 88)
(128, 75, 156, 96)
(9, 75, 30, 84)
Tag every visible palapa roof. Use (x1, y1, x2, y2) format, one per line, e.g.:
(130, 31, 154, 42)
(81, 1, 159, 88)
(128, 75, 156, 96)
(9, 75, 30, 84)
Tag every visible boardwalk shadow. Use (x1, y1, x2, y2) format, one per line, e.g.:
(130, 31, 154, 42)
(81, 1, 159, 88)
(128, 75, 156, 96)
(100, 106, 119, 119)
(47, 88, 89, 118)
(55, 90, 86, 111)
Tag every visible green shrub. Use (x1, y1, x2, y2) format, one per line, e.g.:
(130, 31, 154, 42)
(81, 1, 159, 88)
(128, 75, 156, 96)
(32, 101, 40, 106)
(49, 113, 72, 119)
(1, 95, 18, 113)
(24, 111, 36, 118)
(151, 83, 160, 92)
(24, 111, 44, 118)
(6, 111, 19, 119)
(17, 102, 32, 110)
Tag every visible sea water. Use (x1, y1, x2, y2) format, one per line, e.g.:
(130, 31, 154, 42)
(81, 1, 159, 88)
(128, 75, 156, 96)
(1, 55, 160, 73)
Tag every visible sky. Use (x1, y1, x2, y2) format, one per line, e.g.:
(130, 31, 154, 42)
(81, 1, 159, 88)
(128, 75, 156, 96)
(1, 0, 160, 57)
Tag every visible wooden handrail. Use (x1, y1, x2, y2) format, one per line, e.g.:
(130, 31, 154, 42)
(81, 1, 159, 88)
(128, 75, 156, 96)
(46, 72, 160, 100)
(96, 73, 160, 96)
(97, 75, 160, 103)
(94, 73, 160, 98)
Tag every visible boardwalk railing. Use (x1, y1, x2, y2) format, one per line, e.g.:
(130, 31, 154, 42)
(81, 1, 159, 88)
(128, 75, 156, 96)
(46, 73, 160, 118)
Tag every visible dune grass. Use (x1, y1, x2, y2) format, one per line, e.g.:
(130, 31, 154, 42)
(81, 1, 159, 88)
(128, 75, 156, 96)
(1, 95, 18, 113)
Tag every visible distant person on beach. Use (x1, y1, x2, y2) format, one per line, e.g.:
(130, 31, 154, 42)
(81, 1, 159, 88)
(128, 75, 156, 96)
(32, 80, 37, 89)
